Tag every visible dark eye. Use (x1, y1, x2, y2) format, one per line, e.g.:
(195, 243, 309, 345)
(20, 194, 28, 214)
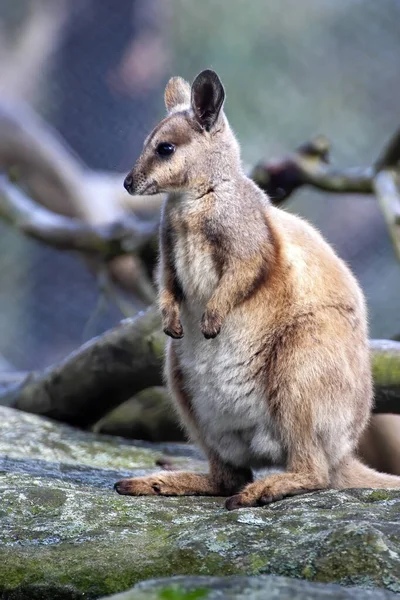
(156, 142, 175, 157)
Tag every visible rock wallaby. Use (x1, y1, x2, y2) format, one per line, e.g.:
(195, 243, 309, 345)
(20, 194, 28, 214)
(115, 69, 400, 510)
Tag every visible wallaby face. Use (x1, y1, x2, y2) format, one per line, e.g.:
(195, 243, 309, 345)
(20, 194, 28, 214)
(124, 70, 240, 197)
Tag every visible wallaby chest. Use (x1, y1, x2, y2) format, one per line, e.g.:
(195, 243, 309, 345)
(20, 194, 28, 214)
(166, 201, 219, 305)
(176, 330, 285, 468)
(164, 197, 285, 469)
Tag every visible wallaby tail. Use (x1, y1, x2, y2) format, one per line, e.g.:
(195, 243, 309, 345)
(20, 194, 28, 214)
(332, 455, 400, 489)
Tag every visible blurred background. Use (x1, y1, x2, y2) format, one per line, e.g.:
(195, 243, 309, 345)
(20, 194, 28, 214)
(0, 0, 399, 372)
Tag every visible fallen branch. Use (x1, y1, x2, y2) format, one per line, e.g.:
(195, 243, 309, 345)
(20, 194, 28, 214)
(0, 306, 163, 428)
(0, 309, 399, 427)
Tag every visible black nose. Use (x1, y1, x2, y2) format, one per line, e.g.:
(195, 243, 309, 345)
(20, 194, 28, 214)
(124, 174, 133, 194)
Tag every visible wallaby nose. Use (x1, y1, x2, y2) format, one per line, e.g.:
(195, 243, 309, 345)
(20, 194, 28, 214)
(124, 174, 133, 194)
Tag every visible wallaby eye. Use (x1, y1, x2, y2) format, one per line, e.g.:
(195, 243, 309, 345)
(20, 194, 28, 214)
(156, 142, 175, 157)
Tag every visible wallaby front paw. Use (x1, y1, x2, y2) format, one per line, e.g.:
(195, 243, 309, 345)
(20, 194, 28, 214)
(163, 321, 184, 339)
(201, 310, 222, 339)
(162, 310, 184, 339)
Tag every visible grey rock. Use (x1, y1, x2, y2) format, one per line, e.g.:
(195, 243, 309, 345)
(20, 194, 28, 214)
(1, 406, 400, 599)
(102, 575, 399, 599)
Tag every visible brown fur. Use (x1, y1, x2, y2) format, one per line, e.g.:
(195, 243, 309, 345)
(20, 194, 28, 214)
(116, 69, 400, 509)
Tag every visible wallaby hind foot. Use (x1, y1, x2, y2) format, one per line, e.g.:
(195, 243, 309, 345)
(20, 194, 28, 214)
(114, 472, 221, 496)
(115, 461, 253, 497)
(225, 472, 327, 510)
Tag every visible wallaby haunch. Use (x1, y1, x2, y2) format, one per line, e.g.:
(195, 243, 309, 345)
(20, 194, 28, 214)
(115, 69, 400, 510)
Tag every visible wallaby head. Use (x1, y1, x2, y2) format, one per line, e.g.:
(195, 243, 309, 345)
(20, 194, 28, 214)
(124, 69, 241, 197)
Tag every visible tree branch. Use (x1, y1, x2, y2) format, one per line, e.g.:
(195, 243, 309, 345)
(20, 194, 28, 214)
(0, 101, 88, 217)
(250, 131, 400, 262)
(0, 101, 158, 303)
(372, 128, 400, 259)
(372, 170, 400, 260)
(0, 102, 164, 221)
(250, 135, 373, 204)
(0, 177, 158, 258)
(375, 127, 400, 171)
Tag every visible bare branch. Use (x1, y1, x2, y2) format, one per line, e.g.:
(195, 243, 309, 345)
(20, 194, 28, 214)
(375, 128, 400, 171)
(0, 101, 88, 217)
(250, 131, 400, 263)
(250, 136, 373, 204)
(0, 101, 157, 303)
(372, 171, 400, 261)
(0, 102, 163, 222)
(0, 177, 158, 258)
(372, 128, 400, 260)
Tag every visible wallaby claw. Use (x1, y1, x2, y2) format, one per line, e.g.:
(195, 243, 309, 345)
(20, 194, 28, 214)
(200, 310, 222, 339)
(163, 323, 184, 339)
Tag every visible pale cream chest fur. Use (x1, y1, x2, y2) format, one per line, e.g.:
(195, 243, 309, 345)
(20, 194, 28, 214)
(168, 196, 285, 469)
(175, 324, 286, 468)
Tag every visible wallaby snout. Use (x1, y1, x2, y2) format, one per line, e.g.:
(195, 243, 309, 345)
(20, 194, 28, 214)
(123, 165, 156, 196)
(123, 174, 133, 194)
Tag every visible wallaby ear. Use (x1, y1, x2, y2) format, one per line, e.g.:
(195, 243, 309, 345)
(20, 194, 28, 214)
(191, 69, 225, 131)
(164, 76, 191, 112)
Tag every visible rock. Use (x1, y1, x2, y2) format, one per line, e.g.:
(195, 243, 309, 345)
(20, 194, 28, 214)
(1, 406, 400, 599)
(93, 387, 185, 443)
(101, 575, 398, 599)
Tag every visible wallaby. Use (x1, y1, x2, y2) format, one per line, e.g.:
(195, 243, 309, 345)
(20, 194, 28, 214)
(115, 69, 400, 510)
